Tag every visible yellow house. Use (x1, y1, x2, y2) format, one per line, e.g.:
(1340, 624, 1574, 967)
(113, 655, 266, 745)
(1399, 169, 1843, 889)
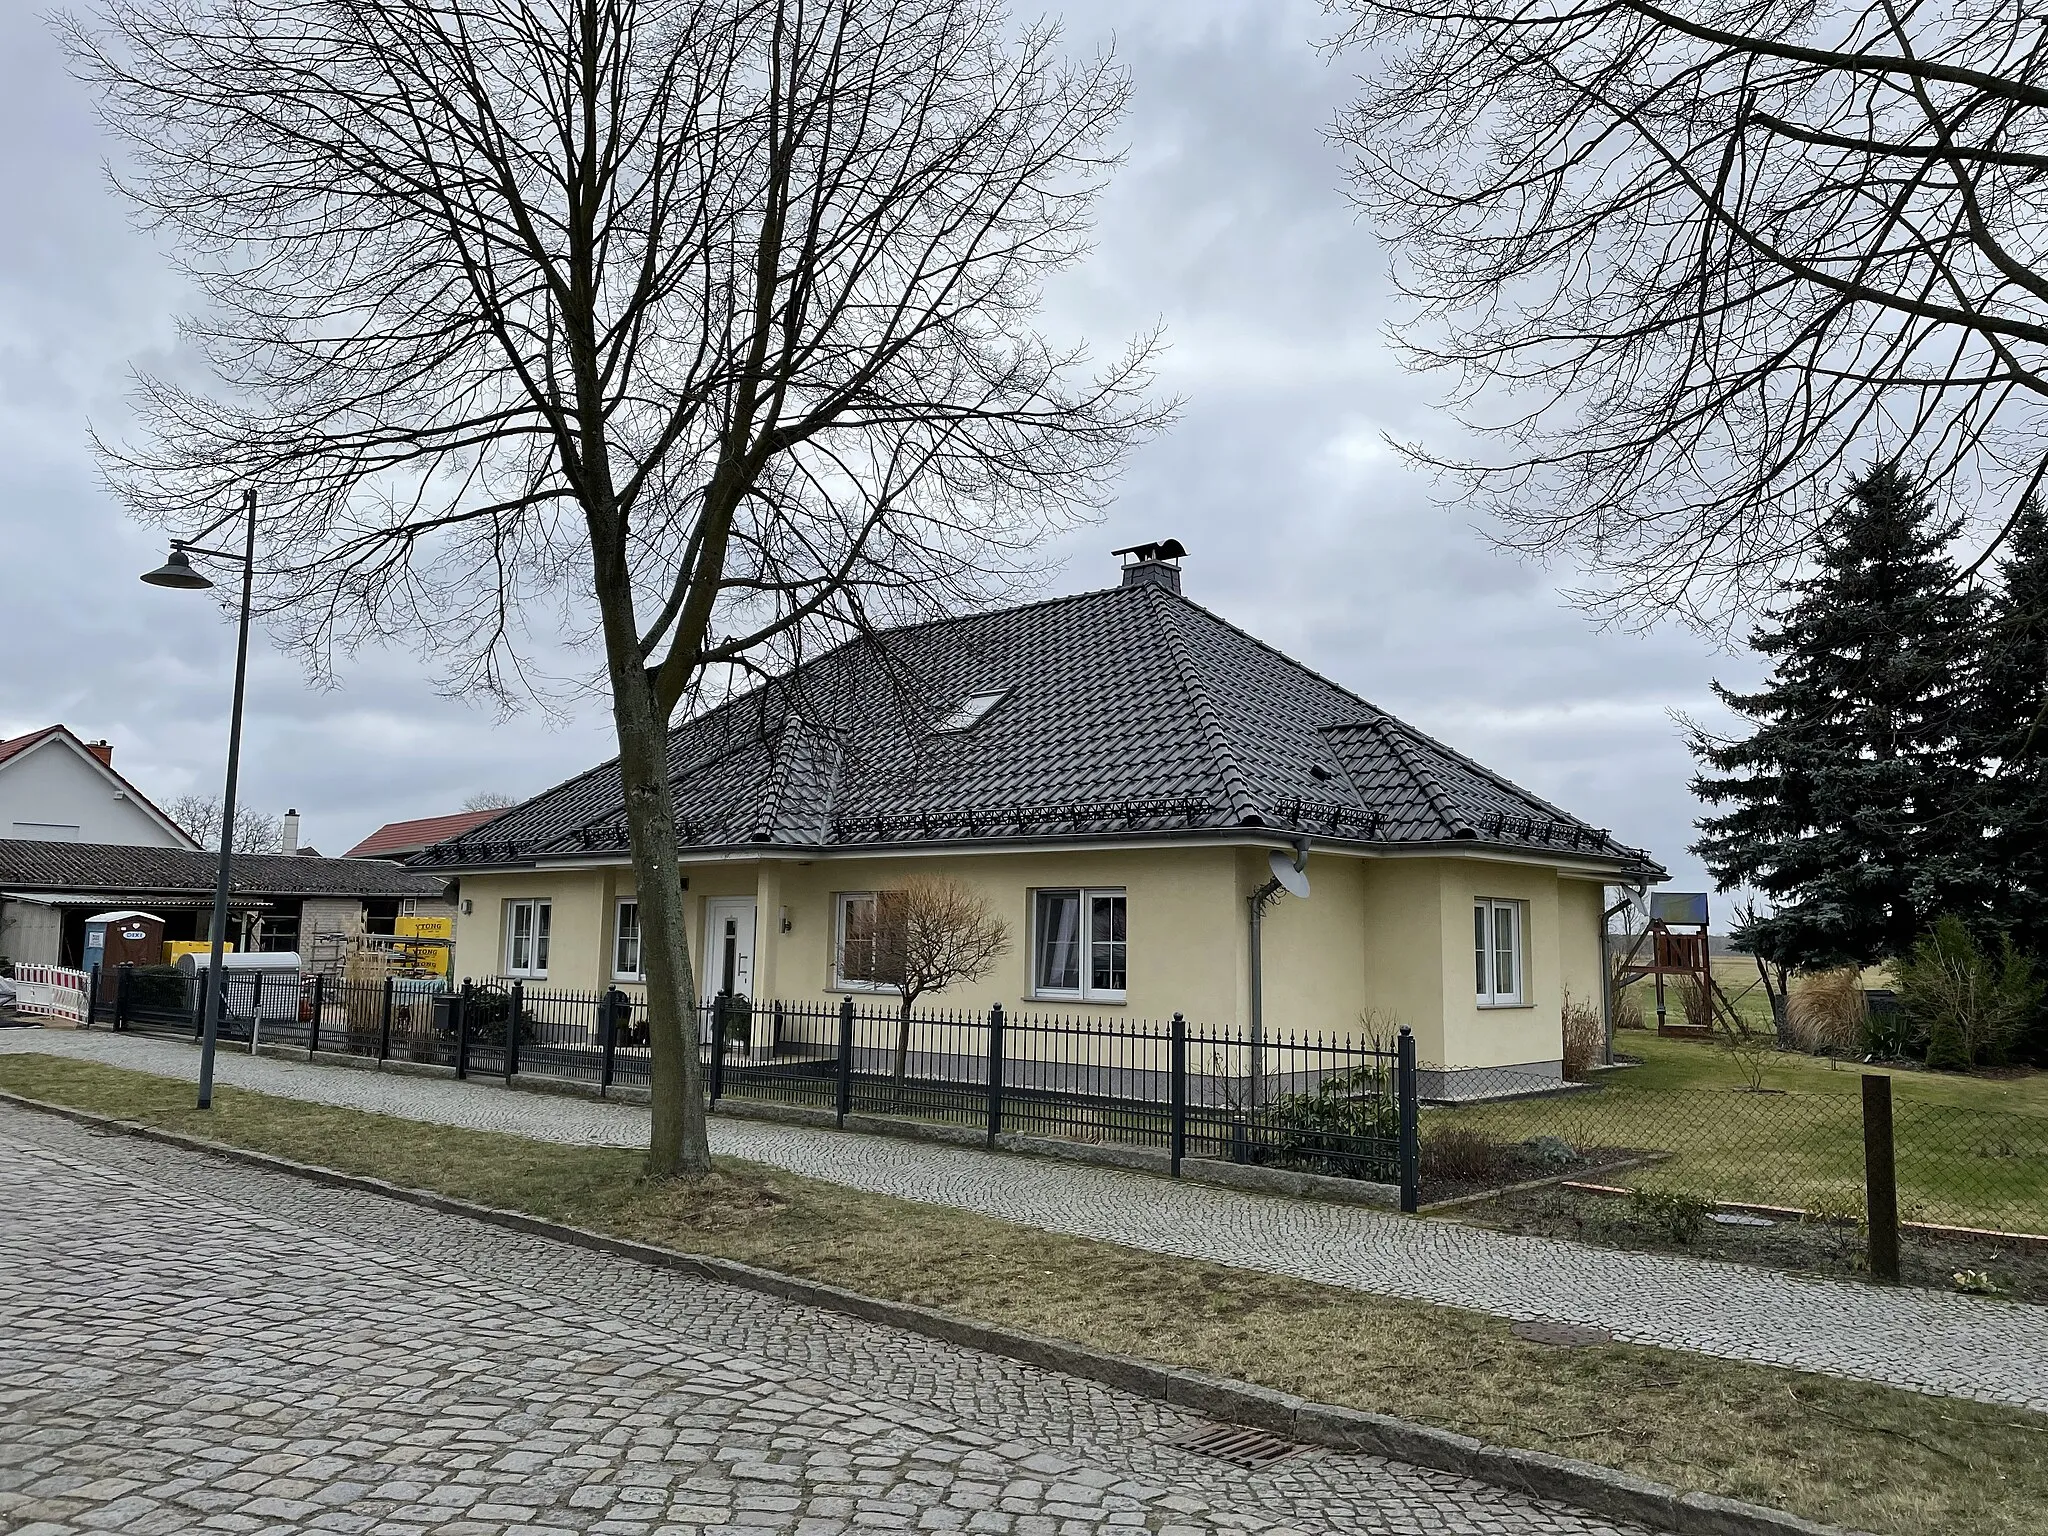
(417, 546, 1661, 1089)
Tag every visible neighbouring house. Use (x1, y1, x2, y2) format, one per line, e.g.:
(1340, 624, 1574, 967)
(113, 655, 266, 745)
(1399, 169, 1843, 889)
(0, 839, 451, 972)
(0, 726, 198, 849)
(414, 547, 1662, 1083)
(344, 810, 506, 861)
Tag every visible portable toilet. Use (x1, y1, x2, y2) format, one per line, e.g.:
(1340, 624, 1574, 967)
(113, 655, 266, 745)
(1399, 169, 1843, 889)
(84, 911, 165, 1004)
(175, 950, 305, 1036)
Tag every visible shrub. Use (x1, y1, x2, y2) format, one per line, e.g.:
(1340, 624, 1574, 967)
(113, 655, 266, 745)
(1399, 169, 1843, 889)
(1629, 1187, 1710, 1243)
(1561, 988, 1603, 1079)
(1611, 984, 1646, 1031)
(1522, 1133, 1577, 1168)
(1895, 916, 2044, 1069)
(1788, 968, 1867, 1054)
(1420, 1125, 1512, 1183)
(125, 964, 190, 1012)
(1263, 1062, 1400, 1180)
(1673, 974, 1716, 1031)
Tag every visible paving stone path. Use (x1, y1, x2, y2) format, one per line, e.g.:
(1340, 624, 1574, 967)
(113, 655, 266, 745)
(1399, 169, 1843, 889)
(8, 1027, 2048, 1414)
(0, 1106, 1665, 1536)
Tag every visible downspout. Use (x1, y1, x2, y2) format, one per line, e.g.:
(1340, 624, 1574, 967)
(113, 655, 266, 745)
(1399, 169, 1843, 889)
(1246, 838, 1310, 1107)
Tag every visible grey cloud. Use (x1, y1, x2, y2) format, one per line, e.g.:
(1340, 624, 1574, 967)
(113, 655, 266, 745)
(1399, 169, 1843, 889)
(0, 0, 1755, 904)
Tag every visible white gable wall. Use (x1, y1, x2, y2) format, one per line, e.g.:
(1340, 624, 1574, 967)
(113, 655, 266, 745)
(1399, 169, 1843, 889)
(0, 739, 193, 848)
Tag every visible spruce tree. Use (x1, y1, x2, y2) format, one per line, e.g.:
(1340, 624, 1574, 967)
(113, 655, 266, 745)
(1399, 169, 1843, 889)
(1978, 498, 2048, 960)
(1689, 462, 1986, 969)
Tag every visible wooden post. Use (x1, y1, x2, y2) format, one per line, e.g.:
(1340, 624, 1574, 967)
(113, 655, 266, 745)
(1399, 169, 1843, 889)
(1862, 1073, 1900, 1282)
(379, 975, 395, 1061)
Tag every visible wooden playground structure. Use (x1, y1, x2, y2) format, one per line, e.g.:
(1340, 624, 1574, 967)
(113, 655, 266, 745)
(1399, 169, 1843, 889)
(1611, 891, 1757, 1038)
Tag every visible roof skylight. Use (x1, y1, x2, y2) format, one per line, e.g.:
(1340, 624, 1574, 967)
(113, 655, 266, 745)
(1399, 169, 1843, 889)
(932, 691, 1006, 733)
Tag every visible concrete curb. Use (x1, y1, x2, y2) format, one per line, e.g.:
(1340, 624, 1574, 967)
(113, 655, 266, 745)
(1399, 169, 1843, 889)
(0, 1088, 1861, 1536)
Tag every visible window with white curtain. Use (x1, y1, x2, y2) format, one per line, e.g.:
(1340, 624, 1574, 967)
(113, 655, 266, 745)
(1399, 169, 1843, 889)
(1033, 889, 1126, 1001)
(1473, 898, 1525, 1007)
(504, 898, 551, 978)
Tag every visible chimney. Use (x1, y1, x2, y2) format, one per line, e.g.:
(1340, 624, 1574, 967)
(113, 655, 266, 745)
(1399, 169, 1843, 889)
(281, 808, 300, 856)
(1112, 538, 1186, 595)
(85, 739, 113, 766)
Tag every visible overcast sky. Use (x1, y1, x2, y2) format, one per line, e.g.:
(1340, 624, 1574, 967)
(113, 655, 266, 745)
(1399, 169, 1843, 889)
(0, 0, 1757, 901)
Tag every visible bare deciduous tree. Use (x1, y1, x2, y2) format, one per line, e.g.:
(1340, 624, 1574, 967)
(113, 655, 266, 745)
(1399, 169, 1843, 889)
(169, 793, 284, 855)
(841, 874, 1009, 1093)
(461, 792, 519, 812)
(1329, 2, 2048, 627)
(67, 0, 1164, 1177)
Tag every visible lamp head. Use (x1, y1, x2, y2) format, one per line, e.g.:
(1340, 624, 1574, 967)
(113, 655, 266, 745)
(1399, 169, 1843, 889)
(140, 547, 213, 590)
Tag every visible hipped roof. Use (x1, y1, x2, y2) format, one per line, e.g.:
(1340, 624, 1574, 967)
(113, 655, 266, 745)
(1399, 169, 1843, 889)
(414, 582, 1660, 877)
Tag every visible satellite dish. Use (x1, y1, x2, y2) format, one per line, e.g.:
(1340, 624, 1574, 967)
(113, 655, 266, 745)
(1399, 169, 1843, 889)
(1268, 847, 1310, 898)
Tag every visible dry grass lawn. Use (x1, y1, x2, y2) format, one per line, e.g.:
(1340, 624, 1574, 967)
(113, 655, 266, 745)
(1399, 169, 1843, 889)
(4, 1052, 2045, 1536)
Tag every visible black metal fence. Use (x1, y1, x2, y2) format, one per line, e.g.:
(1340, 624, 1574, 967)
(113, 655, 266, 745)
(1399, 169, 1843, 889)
(106, 966, 1420, 1204)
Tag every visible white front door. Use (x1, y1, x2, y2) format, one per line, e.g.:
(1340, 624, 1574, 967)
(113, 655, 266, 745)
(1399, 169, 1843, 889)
(701, 899, 758, 1002)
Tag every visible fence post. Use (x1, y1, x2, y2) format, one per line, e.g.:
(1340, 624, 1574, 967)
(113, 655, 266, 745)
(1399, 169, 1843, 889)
(86, 965, 101, 1028)
(456, 979, 473, 1079)
(708, 995, 727, 1105)
(772, 999, 785, 1060)
(1862, 1073, 1901, 1282)
(985, 1003, 1005, 1148)
(506, 979, 523, 1083)
(115, 965, 131, 1032)
(379, 975, 395, 1061)
(1170, 1013, 1187, 1178)
(835, 995, 855, 1127)
(248, 971, 264, 1053)
(1397, 1026, 1420, 1214)
(308, 973, 324, 1057)
(598, 990, 617, 1097)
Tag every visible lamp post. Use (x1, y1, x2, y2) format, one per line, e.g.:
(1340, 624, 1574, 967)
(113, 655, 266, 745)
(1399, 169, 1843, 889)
(141, 489, 257, 1110)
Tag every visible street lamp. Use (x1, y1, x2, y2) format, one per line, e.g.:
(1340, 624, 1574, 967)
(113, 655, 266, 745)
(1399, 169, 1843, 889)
(141, 489, 257, 1110)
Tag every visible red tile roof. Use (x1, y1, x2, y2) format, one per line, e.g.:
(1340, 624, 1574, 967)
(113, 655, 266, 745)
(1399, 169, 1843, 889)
(343, 809, 505, 859)
(0, 726, 62, 765)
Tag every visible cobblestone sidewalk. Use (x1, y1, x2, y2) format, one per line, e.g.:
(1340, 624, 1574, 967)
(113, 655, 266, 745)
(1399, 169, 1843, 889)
(7, 1027, 2047, 1413)
(0, 1106, 1663, 1536)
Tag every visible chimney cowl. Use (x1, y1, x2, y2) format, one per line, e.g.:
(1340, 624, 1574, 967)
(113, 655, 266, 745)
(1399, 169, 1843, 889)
(1112, 538, 1186, 596)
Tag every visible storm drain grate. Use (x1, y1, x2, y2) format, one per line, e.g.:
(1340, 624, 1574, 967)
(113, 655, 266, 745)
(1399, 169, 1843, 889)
(1163, 1420, 1311, 1468)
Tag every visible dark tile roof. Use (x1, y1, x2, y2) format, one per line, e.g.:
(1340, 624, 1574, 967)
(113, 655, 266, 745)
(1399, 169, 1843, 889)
(0, 840, 449, 899)
(416, 584, 1660, 875)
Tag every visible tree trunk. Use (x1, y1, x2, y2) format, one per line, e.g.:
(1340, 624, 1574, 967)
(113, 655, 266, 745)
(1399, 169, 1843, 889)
(892, 995, 915, 1106)
(612, 674, 711, 1178)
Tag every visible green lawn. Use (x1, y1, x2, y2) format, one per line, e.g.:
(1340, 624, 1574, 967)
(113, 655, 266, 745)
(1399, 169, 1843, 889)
(1426, 1033, 2048, 1233)
(4, 1051, 2047, 1536)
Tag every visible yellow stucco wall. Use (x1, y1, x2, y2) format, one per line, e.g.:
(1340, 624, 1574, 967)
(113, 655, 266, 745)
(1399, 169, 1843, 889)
(447, 846, 1610, 1067)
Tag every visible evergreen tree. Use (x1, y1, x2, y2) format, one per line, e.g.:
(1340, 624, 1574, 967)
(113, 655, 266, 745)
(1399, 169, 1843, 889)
(1977, 498, 2048, 961)
(1690, 462, 1987, 969)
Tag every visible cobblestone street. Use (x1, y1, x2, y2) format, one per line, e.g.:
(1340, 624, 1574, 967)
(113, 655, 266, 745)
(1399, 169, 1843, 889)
(7, 1028, 2047, 1415)
(0, 1105, 1668, 1536)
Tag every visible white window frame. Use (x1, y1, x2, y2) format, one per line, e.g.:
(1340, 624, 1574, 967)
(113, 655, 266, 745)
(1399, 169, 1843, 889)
(503, 897, 551, 979)
(612, 898, 643, 982)
(1474, 897, 1527, 1007)
(1031, 888, 1127, 1003)
(832, 891, 895, 992)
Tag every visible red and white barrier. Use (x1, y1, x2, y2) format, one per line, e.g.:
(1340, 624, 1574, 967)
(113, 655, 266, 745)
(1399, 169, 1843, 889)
(10, 963, 90, 1024)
